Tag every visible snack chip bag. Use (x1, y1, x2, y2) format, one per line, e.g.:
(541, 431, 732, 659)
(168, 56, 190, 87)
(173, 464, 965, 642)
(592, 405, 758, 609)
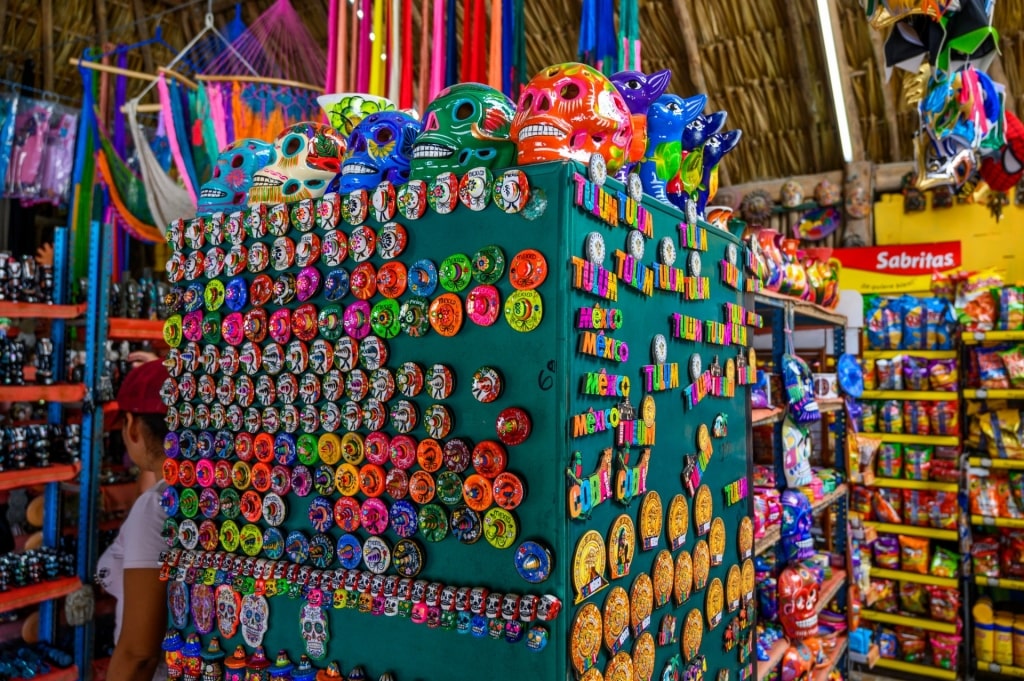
(879, 400, 904, 434)
(851, 485, 874, 518)
(1002, 532, 1024, 578)
(903, 356, 930, 391)
(875, 358, 903, 390)
(925, 297, 955, 350)
(870, 579, 899, 614)
(874, 489, 903, 523)
(899, 295, 926, 350)
(977, 346, 1010, 390)
(971, 536, 1000, 577)
(930, 459, 959, 483)
(1000, 345, 1024, 389)
(930, 633, 961, 670)
(928, 359, 958, 391)
(876, 443, 903, 478)
(925, 586, 960, 623)
(860, 401, 878, 433)
(895, 627, 928, 663)
(878, 629, 898, 658)
(863, 358, 877, 391)
(999, 286, 1024, 331)
(955, 268, 1003, 332)
(902, 489, 936, 527)
(929, 492, 958, 530)
(898, 582, 929, 615)
(903, 445, 933, 481)
(873, 534, 901, 568)
(866, 297, 902, 350)
(930, 401, 959, 437)
(930, 547, 958, 578)
(899, 535, 930, 574)
(903, 401, 931, 436)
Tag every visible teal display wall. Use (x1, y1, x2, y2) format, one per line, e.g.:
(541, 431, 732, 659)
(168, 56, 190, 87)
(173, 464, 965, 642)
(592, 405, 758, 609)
(162, 161, 755, 681)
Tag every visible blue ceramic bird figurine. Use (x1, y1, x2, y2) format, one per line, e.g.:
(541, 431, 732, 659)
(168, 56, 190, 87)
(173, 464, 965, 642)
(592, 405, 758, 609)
(669, 110, 728, 216)
(610, 69, 673, 179)
(638, 93, 706, 203)
(697, 129, 742, 216)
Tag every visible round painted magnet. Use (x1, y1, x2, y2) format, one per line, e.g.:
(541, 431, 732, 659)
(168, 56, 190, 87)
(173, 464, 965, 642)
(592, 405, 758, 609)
(393, 362, 424, 398)
(704, 577, 723, 630)
(198, 519, 219, 552)
(397, 180, 427, 220)
(416, 438, 443, 472)
(336, 533, 362, 569)
(362, 536, 392, 574)
(177, 519, 199, 550)
(371, 181, 397, 221)
(390, 499, 418, 538)
(585, 232, 606, 264)
(514, 541, 553, 584)
(472, 441, 507, 478)
(726, 564, 741, 613)
(496, 407, 531, 446)
(308, 533, 335, 569)
(386, 467, 409, 500)
(286, 530, 310, 564)
(607, 514, 636, 580)
(224, 245, 247, 277)
(344, 189, 369, 225)
(428, 172, 459, 214)
(742, 558, 755, 605)
(160, 485, 179, 515)
(296, 266, 322, 302)
(493, 169, 530, 213)
(428, 293, 463, 336)
(388, 434, 417, 469)
(469, 366, 503, 403)
(459, 167, 493, 211)
(224, 277, 249, 313)
(341, 400, 364, 431)
(408, 259, 439, 297)
(240, 489, 263, 522)
(692, 540, 710, 592)
(465, 285, 501, 326)
(673, 550, 693, 606)
(377, 221, 408, 259)
(389, 399, 418, 435)
(687, 251, 701, 277)
(323, 230, 349, 266)
(508, 250, 548, 290)
(349, 226, 377, 263)
(738, 516, 754, 560)
(334, 496, 361, 531)
(504, 290, 543, 332)
(376, 261, 408, 299)
(363, 398, 387, 432)
(439, 253, 473, 293)
(470, 246, 505, 286)
(296, 232, 321, 267)
(334, 462, 360, 497)
(651, 550, 674, 609)
(483, 507, 517, 549)
(443, 438, 472, 473)
(204, 280, 225, 312)
(313, 464, 336, 495)
(629, 573, 654, 637)
(708, 517, 726, 566)
(603, 586, 631, 654)
(270, 464, 292, 495)
(436, 470, 464, 506)
(450, 505, 482, 544)
(343, 300, 372, 339)
(638, 491, 663, 551)
(262, 492, 287, 527)
(364, 431, 391, 466)
(247, 241, 269, 274)
(409, 471, 436, 505)
(392, 538, 424, 577)
(324, 268, 350, 303)
(370, 299, 401, 339)
(396, 297, 428, 338)
(667, 494, 689, 551)
(570, 603, 602, 675)
(333, 336, 359, 372)
(415, 503, 448, 540)
(350, 262, 378, 300)
(308, 496, 334, 533)
(694, 485, 713, 537)
(462, 474, 493, 512)
(179, 460, 198, 487)
(219, 488, 240, 519)
(368, 367, 396, 402)
(423, 404, 454, 439)
(219, 520, 240, 552)
(359, 335, 389, 370)
(359, 463, 387, 499)
(360, 497, 389, 536)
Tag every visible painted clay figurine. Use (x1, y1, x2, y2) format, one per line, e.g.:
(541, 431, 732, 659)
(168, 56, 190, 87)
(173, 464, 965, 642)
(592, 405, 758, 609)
(639, 93, 705, 203)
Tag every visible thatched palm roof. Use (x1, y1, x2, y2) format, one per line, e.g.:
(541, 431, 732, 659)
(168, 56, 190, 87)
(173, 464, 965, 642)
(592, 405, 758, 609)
(1, 0, 1020, 185)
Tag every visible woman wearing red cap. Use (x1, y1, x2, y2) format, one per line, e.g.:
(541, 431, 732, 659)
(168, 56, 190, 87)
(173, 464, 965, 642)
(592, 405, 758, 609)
(96, 359, 171, 681)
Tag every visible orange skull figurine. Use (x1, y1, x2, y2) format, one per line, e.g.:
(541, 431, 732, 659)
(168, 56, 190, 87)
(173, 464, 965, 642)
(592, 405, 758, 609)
(511, 62, 634, 173)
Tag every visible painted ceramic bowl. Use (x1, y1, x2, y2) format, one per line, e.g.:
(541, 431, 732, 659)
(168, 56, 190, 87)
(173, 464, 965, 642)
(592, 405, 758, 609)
(318, 93, 397, 136)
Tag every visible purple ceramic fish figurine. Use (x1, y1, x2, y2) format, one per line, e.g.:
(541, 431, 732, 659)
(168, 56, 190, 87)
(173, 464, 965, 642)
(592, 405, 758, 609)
(610, 69, 673, 179)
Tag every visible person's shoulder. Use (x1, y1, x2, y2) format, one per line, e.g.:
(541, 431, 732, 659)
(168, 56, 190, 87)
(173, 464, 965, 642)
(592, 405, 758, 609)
(125, 482, 168, 530)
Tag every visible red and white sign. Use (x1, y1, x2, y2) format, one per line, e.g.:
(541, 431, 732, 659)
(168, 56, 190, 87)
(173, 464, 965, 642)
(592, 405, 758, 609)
(832, 241, 962, 293)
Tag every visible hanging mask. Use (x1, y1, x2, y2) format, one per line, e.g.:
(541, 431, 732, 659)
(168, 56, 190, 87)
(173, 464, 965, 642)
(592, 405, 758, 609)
(980, 111, 1024, 192)
(249, 122, 346, 205)
(300, 602, 330, 659)
(410, 83, 516, 181)
(215, 583, 241, 639)
(779, 489, 814, 563)
(199, 139, 276, 213)
(191, 583, 216, 635)
(777, 566, 819, 640)
(239, 592, 270, 648)
(338, 112, 422, 193)
(638, 93, 705, 203)
(511, 62, 634, 173)
(779, 180, 804, 208)
(610, 69, 673, 173)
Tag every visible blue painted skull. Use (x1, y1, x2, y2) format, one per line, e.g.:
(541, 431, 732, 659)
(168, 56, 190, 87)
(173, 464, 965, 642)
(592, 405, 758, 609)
(199, 139, 276, 213)
(338, 112, 422, 194)
(410, 83, 516, 180)
(780, 489, 814, 563)
(638, 94, 705, 203)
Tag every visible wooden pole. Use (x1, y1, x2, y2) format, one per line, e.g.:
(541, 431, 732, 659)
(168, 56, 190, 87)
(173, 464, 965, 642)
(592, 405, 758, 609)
(41, 0, 53, 92)
(197, 74, 325, 93)
(785, 0, 823, 171)
(989, 54, 1017, 118)
(867, 26, 901, 160)
(131, 0, 156, 76)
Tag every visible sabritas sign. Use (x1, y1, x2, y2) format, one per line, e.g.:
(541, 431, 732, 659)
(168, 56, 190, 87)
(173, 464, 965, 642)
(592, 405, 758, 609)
(832, 242, 961, 293)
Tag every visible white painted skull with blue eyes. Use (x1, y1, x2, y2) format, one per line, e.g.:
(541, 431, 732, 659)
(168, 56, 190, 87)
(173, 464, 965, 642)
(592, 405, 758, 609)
(249, 122, 345, 205)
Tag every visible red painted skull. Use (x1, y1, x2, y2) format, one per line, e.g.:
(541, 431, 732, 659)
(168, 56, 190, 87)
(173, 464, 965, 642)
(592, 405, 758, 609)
(511, 62, 633, 173)
(778, 566, 818, 639)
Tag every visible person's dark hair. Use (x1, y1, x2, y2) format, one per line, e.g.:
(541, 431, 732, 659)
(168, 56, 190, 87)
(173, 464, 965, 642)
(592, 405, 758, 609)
(136, 413, 168, 453)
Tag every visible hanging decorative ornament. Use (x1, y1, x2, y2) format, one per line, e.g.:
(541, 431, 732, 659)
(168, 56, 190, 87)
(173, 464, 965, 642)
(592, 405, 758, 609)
(740, 190, 774, 224)
(779, 179, 804, 208)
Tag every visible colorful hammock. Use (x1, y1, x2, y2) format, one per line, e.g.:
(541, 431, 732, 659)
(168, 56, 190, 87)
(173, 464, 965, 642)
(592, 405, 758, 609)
(124, 100, 194, 228)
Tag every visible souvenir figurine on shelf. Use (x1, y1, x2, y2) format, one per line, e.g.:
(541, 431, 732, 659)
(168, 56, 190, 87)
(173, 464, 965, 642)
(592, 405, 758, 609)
(639, 94, 705, 203)
(198, 139, 276, 214)
(780, 489, 814, 562)
(200, 637, 225, 681)
(163, 630, 185, 680)
(778, 566, 819, 639)
(409, 83, 516, 181)
(248, 122, 346, 205)
(247, 646, 272, 681)
(780, 179, 804, 208)
(670, 110, 727, 216)
(696, 129, 743, 216)
(181, 633, 203, 681)
(511, 62, 634, 173)
(337, 112, 423, 193)
(781, 641, 813, 681)
(609, 68, 672, 177)
(268, 650, 294, 679)
(224, 645, 248, 681)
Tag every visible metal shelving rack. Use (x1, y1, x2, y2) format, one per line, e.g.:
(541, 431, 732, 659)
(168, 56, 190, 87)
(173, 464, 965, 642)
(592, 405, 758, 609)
(751, 294, 850, 681)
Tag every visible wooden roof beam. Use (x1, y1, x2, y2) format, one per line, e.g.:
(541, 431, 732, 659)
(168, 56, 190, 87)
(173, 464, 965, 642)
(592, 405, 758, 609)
(867, 26, 902, 160)
(784, 0, 823, 171)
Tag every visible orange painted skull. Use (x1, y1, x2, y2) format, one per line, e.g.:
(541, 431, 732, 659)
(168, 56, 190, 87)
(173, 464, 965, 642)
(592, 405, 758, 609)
(511, 62, 633, 173)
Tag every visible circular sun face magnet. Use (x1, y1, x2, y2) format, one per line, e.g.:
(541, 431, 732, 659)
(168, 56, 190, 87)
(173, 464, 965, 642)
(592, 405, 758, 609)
(585, 232, 606, 264)
(638, 491, 663, 552)
(651, 334, 668, 364)
(687, 250, 701, 277)
(673, 550, 692, 607)
(709, 517, 726, 566)
(667, 494, 689, 551)
(681, 609, 703, 662)
(651, 550, 673, 609)
(738, 516, 753, 560)
(726, 564, 742, 613)
(626, 230, 645, 260)
(688, 353, 702, 382)
(659, 237, 676, 266)
(629, 573, 653, 638)
(694, 485, 713, 537)
(603, 586, 630, 654)
(570, 603, 602, 675)
(705, 577, 724, 630)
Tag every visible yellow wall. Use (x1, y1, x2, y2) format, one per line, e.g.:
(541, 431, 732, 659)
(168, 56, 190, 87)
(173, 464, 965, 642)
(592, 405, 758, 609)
(874, 194, 1024, 283)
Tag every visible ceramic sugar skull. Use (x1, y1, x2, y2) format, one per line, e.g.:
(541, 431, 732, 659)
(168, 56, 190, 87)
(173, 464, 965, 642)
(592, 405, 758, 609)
(639, 93, 706, 202)
(300, 603, 329, 659)
(814, 179, 840, 206)
(610, 69, 673, 171)
(778, 566, 818, 639)
(215, 584, 241, 638)
(249, 122, 345, 205)
(338, 112, 422, 193)
(199, 139, 276, 213)
(239, 593, 269, 647)
(780, 489, 814, 562)
(511, 62, 634, 173)
(410, 83, 516, 180)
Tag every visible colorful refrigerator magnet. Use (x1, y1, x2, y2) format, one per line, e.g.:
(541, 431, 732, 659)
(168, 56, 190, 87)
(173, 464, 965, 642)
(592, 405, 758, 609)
(705, 577, 724, 630)
(709, 517, 726, 566)
(605, 651, 634, 681)
(602, 586, 631, 654)
(667, 494, 689, 551)
(629, 573, 653, 638)
(607, 514, 635, 580)
(632, 632, 655, 681)
(570, 602, 602, 675)
(692, 541, 710, 592)
(738, 517, 753, 560)
(651, 550, 673, 610)
(514, 540, 553, 583)
(741, 559, 755, 606)
(682, 609, 703, 662)
(694, 485, 712, 536)
(638, 491, 663, 551)
(673, 551, 693, 607)
(726, 565, 741, 613)
(572, 530, 609, 603)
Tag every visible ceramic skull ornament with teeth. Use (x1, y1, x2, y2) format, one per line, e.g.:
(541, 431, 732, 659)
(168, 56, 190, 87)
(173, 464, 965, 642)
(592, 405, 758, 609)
(780, 489, 815, 563)
(199, 139, 276, 214)
(338, 112, 423, 194)
(300, 602, 329, 659)
(778, 566, 819, 639)
(248, 123, 345, 205)
(239, 593, 269, 647)
(511, 62, 634, 173)
(410, 83, 517, 181)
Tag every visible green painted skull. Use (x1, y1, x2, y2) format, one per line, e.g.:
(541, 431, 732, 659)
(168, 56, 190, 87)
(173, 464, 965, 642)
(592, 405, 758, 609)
(410, 83, 516, 180)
